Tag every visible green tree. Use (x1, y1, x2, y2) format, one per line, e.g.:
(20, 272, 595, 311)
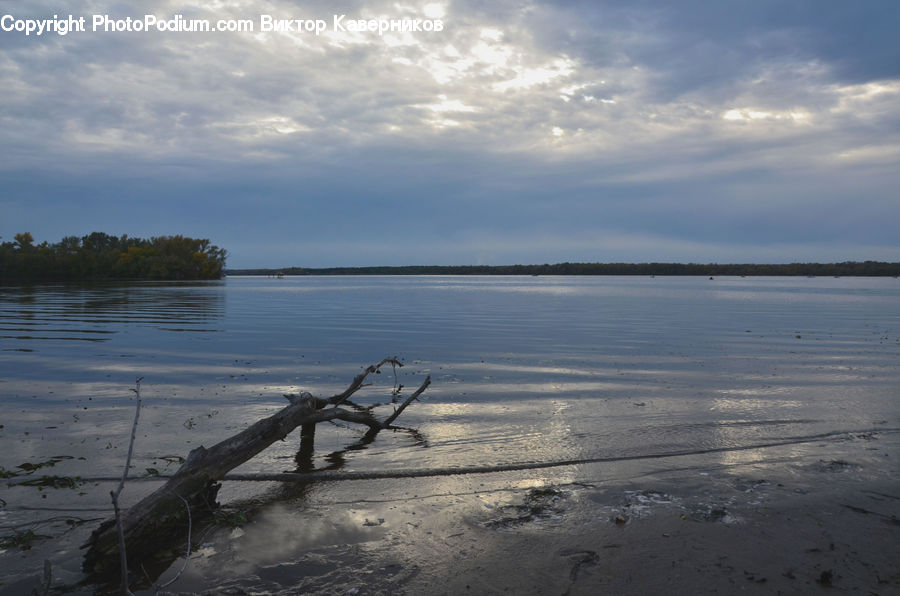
(0, 232, 227, 281)
(14, 232, 34, 250)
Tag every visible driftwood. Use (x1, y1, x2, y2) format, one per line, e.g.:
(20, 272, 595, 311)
(83, 358, 430, 577)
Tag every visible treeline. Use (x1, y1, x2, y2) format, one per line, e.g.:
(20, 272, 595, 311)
(0, 232, 227, 281)
(228, 261, 900, 277)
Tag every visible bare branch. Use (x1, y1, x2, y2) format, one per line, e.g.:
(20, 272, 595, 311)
(327, 357, 403, 406)
(110, 490, 134, 596)
(85, 360, 429, 579)
(154, 491, 192, 592)
(109, 377, 142, 595)
(390, 359, 401, 396)
(34, 559, 51, 596)
(283, 391, 315, 406)
(306, 406, 383, 430)
(383, 375, 431, 428)
(116, 377, 143, 495)
(85, 389, 320, 575)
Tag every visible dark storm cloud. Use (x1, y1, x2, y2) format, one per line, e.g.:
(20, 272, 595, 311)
(528, 0, 900, 82)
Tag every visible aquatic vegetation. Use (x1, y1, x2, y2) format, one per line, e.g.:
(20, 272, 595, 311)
(0, 529, 44, 551)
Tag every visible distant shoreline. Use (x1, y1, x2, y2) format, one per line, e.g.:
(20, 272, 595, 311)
(226, 261, 900, 277)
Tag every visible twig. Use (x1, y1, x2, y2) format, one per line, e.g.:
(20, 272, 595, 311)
(383, 375, 430, 428)
(26, 560, 52, 596)
(116, 377, 144, 495)
(85, 360, 430, 577)
(328, 357, 402, 406)
(110, 491, 132, 595)
(33, 559, 51, 596)
(390, 358, 401, 396)
(42, 559, 51, 595)
(111, 377, 143, 596)
(154, 491, 192, 592)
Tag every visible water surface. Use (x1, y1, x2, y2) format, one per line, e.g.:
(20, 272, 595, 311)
(2, 276, 898, 469)
(1, 276, 898, 591)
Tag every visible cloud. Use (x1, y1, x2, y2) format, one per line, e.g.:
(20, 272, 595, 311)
(1, 1, 898, 266)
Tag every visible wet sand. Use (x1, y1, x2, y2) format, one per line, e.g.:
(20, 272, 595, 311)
(402, 480, 900, 595)
(133, 433, 900, 594)
(2, 432, 898, 595)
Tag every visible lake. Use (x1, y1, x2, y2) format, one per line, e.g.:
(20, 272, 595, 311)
(1, 275, 898, 592)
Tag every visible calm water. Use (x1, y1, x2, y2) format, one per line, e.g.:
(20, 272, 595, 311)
(1, 275, 898, 470)
(1, 276, 899, 591)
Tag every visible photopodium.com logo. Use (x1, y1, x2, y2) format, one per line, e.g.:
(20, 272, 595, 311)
(1, 13, 445, 37)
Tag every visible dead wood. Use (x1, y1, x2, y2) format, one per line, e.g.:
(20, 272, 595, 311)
(83, 358, 429, 578)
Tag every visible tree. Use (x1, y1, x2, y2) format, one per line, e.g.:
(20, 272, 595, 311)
(83, 358, 430, 583)
(0, 232, 228, 281)
(14, 232, 34, 251)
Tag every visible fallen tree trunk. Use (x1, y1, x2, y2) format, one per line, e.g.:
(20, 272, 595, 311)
(83, 358, 430, 577)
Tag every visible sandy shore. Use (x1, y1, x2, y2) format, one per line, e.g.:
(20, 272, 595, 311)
(150, 450, 899, 595)
(2, 434, 898, 595)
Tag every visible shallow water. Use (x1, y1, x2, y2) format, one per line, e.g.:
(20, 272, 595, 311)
(1, 276, 898, 592)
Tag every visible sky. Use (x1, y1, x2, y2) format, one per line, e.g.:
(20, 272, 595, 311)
(1, 1, 899, 268)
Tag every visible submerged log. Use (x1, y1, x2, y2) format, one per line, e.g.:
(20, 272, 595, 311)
(83, 358, 430, 577)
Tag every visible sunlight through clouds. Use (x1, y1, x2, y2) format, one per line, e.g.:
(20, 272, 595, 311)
(493, 57, 575, 92)
(721, 108, 812, 123)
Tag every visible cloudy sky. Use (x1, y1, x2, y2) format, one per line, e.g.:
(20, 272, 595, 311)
(2, 1, 898, 268)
